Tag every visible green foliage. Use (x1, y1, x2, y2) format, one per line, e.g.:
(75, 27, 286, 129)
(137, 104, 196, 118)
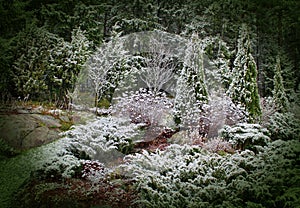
(220, 123, 271, 151)
(267, 112, 300, 141)
(124, 140, 300, 207)
(272, 55, 289, 112)
(228, 24, 261, 121)
(1, 0, 299, 106)
(60, 121, 73, 132)
(13, 26, 55, 99)
(12, 25, 90, 104)
(0, 150, 34, 208)
(97, 97, 111, 109)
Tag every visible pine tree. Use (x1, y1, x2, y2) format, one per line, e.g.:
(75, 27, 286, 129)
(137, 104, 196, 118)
(228, 24, 261, 121)
(272, 55, 289, 112)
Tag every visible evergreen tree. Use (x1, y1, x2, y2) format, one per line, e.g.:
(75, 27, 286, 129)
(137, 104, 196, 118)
(228, 24, 261, 121)
(174, 33, 208, 125)
(272, 55, 289, 112)
(183, 33, 208, 103)
(13, 26, 56, 100)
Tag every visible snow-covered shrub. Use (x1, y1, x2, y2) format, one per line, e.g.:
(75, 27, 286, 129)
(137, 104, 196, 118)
(123, 140, 300, 208)
(267, 112, 300, 141)
(242, 139, 300, 207)
(198, 97, 248, 138)
(81, 160, 111, 185)
(29, 138, 82, 179)
(30, 116, 139, 179)
(63, 116, 140, 162)
(168, 130, 206, 145)
(124, 144, 242, 208)
(173, 96, 248, 142)
(203, 138, 234, 154)
(220, 123, 270, 151)
(223, 96, 248, 126)
(112, 89, 174, 127)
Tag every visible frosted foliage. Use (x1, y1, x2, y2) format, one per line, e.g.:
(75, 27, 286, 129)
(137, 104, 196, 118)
(63, 117, 139, 162)
(112, 89, 173, 127)
(124, 144, 245, 207)
(26, 116, 139, 179)
(227, 24, 261, 119)
(220, 123, 270, 150)
(80, 33, 128, 107)
(223, 96, 248, 126)
(203, 138, 233, 153)
(175, 95, 247, 140)
(267, 112, 300, 141)
(124, 140, 300, 207)
(260, 97, 278, 127)
(81, 160, 111, 185)
(28, 137, 81, 178)
(182, 33, 208, 102)
(272, 56, 289, 111)
(174, 67, 202, 128)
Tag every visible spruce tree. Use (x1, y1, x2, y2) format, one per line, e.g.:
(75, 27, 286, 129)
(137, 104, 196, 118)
(272, 55, 289, 112)
(228, 24, 261, 121)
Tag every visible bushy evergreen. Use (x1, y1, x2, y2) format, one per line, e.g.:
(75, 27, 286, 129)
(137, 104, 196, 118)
(272, 55, 289, 112)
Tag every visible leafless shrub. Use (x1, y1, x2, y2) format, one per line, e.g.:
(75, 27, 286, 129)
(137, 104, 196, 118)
(203, 138, 234, 153)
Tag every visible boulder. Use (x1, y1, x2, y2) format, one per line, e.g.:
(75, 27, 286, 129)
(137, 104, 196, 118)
(0, 113, 61, 150)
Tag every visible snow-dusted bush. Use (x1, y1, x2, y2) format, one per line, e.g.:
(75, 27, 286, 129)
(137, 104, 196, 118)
(198, 96, 248, 138)
(223, 96, 248, 126)
(267, 112, 300, 141)
(203, 138, 234, 154)
(123, 140, 300, 207)
(112, 89, 174, 127)
(30, 116, 140, 179)
(63, 116, 140, 162)
(124, 144, 244, 207)
(29, 138, 82, 179)
(219, 123, 270, 151)
(81, 160, 111, 185)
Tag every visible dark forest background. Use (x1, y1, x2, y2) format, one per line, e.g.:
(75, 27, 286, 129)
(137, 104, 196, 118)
(0, 0, 299, 105)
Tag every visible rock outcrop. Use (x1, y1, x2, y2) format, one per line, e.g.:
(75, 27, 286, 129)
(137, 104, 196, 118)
(0, 110, 65, 150)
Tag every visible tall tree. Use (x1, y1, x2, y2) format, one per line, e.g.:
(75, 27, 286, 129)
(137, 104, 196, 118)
(272, 55, 289, 112)
(228, 24, 261, 121)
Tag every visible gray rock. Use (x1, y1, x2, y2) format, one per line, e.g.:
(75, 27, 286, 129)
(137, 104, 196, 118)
(30, 114, 62, 128)
(22, 126, 49, 149)
(0, 113, 62, 150)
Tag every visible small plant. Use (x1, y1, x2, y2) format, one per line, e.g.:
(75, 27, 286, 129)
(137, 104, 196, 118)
(220, 123, 270, 151)
(60, 121, 73, 131)
(98, 97, 111, 109)
(260, 96, 279, 127)
(203, 138, 234, 154)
